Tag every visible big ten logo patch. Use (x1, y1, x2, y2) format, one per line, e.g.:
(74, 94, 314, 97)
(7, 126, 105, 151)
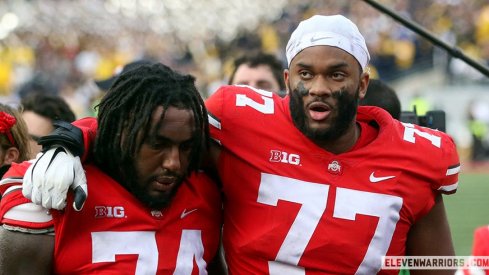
(269, 150, 301, 166)
(95, 206, 126, 218)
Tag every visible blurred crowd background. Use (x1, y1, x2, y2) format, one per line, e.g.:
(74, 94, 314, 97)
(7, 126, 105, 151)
(1, 0, 489, 163)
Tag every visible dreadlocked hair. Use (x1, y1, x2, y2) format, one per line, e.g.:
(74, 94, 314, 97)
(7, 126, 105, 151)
(93, 63, 209, 187)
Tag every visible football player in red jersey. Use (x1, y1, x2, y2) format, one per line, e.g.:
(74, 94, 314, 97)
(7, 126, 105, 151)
(21, 15, 459, 275)
(0, 63, 222, 274)
(205, 15, 459, 275)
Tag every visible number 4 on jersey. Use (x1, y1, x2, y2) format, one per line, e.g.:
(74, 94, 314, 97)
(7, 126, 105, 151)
(92, 230, 206, 275)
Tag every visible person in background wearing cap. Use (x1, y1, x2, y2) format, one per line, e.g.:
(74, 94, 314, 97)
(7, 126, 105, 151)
(89, 60, 154, 116)
(228, 52, 287, 97)
(94, 60, 154, 91)
(22, 15, 460, 274)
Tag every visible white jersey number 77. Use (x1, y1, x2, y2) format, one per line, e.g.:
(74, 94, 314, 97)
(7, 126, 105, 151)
(257, 173, 403, 274)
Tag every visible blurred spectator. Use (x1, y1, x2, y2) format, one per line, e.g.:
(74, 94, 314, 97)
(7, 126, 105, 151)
(88, 59, 155, 116)
(94, 59, 155, 91)
(0, 103, 30, 177)
(20, 93, 76, 159)
(228, 52, 286, 96)
(360, 79, 401, 119)
(409, 93, 431, 116)
(16, 74, 58, 99)
(467, 100, 489, 161)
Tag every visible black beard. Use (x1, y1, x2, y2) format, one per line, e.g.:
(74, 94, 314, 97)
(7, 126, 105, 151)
(289, 82, 359, 143)
(131, 176, 184, 209)
(118, 161, 184, 210)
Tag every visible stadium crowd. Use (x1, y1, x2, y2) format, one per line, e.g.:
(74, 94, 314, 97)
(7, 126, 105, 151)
(1, 1, 489, 117)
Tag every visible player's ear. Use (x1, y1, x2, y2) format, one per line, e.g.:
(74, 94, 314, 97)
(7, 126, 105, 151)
(358, 72, 370, 100)
(284, 69, 291, 94)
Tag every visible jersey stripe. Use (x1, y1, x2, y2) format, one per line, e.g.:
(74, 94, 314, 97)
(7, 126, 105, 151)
(3, 185, 22, 197)
(0, 177, 23, 186)
(437, 182, 458, 192)
(3, 202, 53, 223)
(446, 164, 460, 176)
(208, 113, 221, 130)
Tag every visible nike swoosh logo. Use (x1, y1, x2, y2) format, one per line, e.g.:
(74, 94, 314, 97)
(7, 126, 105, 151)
(369, 172, 396, 183)
(310, 36, 330, 43)
(180, 208, 198, 219)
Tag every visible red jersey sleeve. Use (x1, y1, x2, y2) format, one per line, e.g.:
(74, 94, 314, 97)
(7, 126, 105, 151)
(73, 117, 98, 162)
(206, 85, 278, 146)
(1, 161, 30, 182)
(357, 107, 460, 195)
(0, 162, 54, 232)
(436, 133, 460, 194)
(205, 86, 227, 145)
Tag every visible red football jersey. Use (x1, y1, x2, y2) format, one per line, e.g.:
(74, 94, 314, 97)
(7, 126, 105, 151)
(52, 165, 222, 274)
(205, 85, 460, 274)
(72, 117, 98, 161)
(0, 161, 55, 231)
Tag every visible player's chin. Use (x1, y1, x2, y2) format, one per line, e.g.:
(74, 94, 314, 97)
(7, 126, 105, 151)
(145, 180, 183, 208)
(306, 120, 332, 133)
(143, 191, 174, 209)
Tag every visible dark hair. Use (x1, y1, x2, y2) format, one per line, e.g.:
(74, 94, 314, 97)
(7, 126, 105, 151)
(0, 103, 30, 162)
(21, 93, 76, 123)
(94, 63, 209, 187)
(228, 52, 285, 91)
(17, 75, 58, 99)
(360, 79, 401, 119)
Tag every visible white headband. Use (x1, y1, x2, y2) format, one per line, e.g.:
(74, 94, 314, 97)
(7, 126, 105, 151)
(286, 15, 370, 71)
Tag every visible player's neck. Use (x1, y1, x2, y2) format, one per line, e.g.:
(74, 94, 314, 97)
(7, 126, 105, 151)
(315, 122, 361, 155)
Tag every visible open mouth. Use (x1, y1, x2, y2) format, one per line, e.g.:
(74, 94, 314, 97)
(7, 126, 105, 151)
(308, 102, 331, 121)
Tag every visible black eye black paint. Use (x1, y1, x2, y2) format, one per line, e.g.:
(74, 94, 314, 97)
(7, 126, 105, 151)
(297, 82, 309, 96)
(297, 82, 347, 98)
(331, 87, 346, 99)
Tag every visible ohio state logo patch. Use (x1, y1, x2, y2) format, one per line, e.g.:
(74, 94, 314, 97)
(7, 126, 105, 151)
(327, 160, 342, 175)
